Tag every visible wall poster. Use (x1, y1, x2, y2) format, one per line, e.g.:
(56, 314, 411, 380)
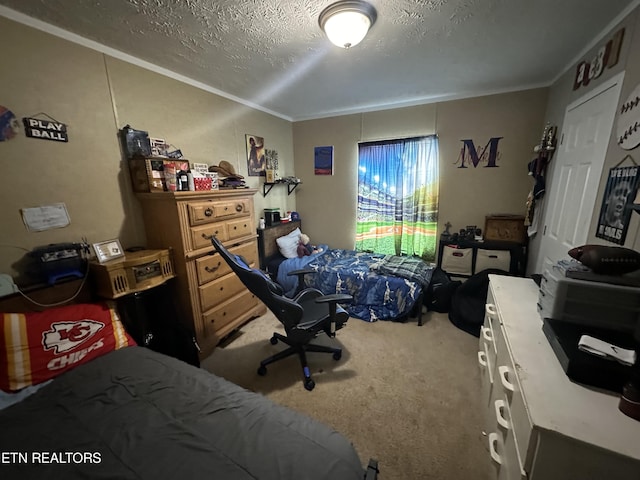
(314, 146, 333, 175)
(246, 134, 265, 176)
(595, 162, 640, 245)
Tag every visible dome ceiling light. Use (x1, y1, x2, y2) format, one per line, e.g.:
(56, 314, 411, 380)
(318, 0, 377, 49)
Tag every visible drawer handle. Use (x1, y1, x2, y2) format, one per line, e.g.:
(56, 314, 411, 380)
(540, 290, 546, 297)
(204, 207, 213, 217)
(235, 204, 243, 212)
(498, 366, 515, 393)
(201, 230, 219, 241)
(494, 399, 510, 430)
(205, 262, 221, 273)
(485, 303, 497, 316)
(488, 433, 502, 466)
(482, 326, 493, 343)
(477, 351, 488, 367)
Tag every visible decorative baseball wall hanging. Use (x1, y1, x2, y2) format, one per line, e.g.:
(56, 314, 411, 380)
(0, 105, 20, 142)
(617, 83, 640, 150)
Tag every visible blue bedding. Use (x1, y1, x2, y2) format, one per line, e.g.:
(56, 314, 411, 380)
(277, 247, 424, 322)
(276, 245, 330, 296)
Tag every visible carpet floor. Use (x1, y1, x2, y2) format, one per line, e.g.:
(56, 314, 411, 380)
(201, 311, 490, 480)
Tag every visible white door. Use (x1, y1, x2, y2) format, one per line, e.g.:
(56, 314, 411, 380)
(534, 72, 624, 275)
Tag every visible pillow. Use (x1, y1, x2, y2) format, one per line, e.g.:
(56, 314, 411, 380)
(1, 302, 136, 392)
(276, 227, 302, 259)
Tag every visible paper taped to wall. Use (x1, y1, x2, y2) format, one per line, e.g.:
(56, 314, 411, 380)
(21, 203, 70, 231)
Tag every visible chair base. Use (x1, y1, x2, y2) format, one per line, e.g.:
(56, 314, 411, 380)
(257, 332, 342, 391)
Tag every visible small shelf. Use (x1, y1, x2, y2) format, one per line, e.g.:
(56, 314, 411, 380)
(263, 181, 301, 197)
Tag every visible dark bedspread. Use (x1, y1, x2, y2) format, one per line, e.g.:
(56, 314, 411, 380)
(0, 347, 366, 480)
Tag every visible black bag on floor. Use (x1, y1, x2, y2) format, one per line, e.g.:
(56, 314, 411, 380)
(448, 269, 508, 337)
(424, 267, 461, 313)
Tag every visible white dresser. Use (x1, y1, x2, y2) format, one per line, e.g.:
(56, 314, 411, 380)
(478, 274, 640, 479)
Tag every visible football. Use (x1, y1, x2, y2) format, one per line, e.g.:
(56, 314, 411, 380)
(568, 244, 640, 275)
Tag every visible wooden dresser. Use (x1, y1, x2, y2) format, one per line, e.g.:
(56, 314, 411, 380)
(136, 189, 265, 357)
(478, 274, 640, 479)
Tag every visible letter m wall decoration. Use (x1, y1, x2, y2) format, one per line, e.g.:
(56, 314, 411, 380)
(456, 137, 503, 168)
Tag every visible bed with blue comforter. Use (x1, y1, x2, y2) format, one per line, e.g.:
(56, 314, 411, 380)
(275, 247, 433, 322)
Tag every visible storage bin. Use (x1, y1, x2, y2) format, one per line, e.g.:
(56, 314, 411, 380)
(475, 248, 511, 273)
(441, 246, 473, 275)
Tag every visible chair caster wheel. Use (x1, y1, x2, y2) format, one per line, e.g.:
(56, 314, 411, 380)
(270, 336, 278, 345)
(304, 378, 315, 391)
(333, 351, 342, 361)
(257, 365, 267, 376)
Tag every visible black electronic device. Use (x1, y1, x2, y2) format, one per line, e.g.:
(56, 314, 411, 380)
(542, 317, 637, 393)
(29, 241, 90, 285)
(264, 209, 281, 226)
(119, 124, 151, 159)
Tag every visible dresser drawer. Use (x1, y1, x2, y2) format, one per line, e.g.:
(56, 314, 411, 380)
(199, 272, 246, 312)
(191, 223, 228, 250)
(227, 217, 253, 240)
(188, 199, 250, 226)
(494, 324, 532, 473)
(489, 397, 527, 480)
(196, 242, 258, 285)
(202, 289, 259, 335)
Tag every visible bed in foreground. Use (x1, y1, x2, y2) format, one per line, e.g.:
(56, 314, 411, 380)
(0, 304, 378, 480)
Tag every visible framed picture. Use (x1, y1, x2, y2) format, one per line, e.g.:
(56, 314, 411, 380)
(246, 134, 265, 176)
(265, 169, 275, 183)
(93, 239, 125, 263)
(150, 137, 169, 157)
(595, 163, 640, 245)
(314, 146, 333, 175)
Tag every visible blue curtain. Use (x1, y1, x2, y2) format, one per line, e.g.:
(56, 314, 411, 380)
(355, 136, 439, 260)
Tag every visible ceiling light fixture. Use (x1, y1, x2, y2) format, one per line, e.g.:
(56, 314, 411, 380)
(318, 0, 377, 49)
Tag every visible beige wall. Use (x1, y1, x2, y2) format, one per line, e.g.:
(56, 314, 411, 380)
(4, 5, 639, 283)
(0, 16, 295, 281)
(528, 6, 640, 273)
(293, 89, 548, 252)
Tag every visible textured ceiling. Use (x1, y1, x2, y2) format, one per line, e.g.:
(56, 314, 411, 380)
(0, 0, 638, 120)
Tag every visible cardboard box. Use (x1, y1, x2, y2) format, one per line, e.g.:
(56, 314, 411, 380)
(128, 157, 165, 192)
(484, 214, 526, 243)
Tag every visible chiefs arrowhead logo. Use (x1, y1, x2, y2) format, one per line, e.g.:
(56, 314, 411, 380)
(42, 320, 105, 354)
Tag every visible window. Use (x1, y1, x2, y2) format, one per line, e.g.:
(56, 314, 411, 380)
(355, 135, 439, 260)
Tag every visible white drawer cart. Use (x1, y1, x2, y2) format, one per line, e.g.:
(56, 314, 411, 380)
(478, 274, 640, 479)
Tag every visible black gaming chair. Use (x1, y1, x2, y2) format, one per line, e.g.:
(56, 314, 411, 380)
(211, 236, 352, 391)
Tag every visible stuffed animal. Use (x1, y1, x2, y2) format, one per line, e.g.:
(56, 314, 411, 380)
(297, 233, 323, 258)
